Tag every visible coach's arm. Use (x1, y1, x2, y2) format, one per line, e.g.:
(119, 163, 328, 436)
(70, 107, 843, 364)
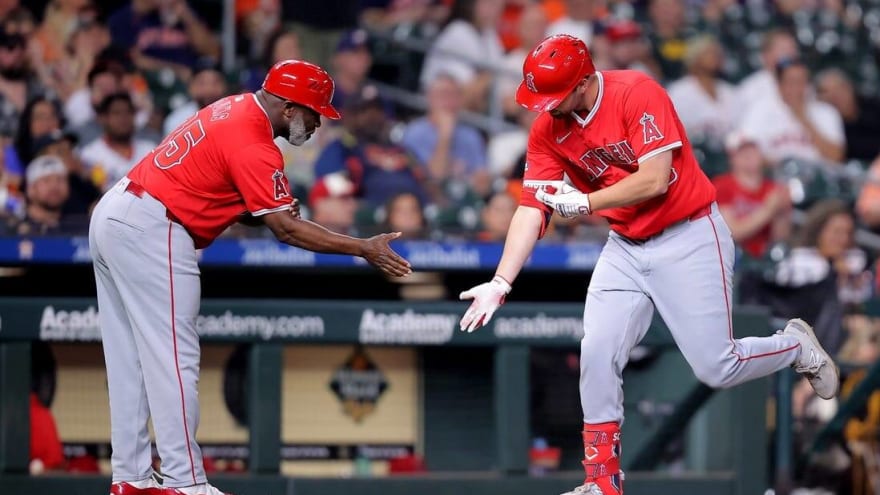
(239, 199, 301, 226)
(261, 210, 412, 277)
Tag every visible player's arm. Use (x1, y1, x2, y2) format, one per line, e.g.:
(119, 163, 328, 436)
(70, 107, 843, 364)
(459, 128, 561, 333)
(459, 206, 544, 332)
(262, 212, 411, 277)
(586, 151, 672, 211)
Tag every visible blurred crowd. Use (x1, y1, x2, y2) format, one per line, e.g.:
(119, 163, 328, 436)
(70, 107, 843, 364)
(5, 0, 880, 489)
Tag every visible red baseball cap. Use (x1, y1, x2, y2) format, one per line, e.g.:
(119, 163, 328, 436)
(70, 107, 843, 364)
(515, 34, 596, 112)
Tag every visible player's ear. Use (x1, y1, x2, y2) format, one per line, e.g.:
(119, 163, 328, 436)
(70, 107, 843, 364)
(281, 101, 298, 119)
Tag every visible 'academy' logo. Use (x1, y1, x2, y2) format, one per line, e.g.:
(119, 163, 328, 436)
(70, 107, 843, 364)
(640, 112, 663, 144)
(273, 170, 290, 200)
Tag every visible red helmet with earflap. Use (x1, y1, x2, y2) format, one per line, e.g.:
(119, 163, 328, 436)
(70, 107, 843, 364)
(516, 34, 596, 112)
(262, 60, 342, 120)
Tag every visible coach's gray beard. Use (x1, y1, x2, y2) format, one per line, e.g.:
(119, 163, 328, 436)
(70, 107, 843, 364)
(288, 113, 309, 146)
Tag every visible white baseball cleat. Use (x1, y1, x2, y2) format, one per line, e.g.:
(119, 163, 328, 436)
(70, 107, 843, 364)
(782, 318, 840, 399)
(160, 483, 232, 495)
(560, 483, 605, 495)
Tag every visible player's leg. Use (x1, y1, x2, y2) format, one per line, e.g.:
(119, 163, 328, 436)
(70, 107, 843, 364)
(110, 219, 206, 488)
(647, 207, 803, 388)
(89, 196, 154, 484)
(568, 235, 655, 495)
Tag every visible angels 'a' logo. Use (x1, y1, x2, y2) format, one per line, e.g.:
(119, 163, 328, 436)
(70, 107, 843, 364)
(525, 72, 538, 93)
(640, 112, 664, 144)
(272, 170, 290, 200)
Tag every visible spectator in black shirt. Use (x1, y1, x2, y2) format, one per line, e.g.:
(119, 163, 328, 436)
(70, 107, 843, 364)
(816, 68, 880, 163)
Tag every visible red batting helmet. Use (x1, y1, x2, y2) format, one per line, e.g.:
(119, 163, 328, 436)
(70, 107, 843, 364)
(516, 34, 596, 112)
(262, 60, 341, 120)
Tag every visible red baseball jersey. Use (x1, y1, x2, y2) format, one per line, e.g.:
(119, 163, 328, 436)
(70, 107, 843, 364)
(712, 173, 783, 259)
(520, 70, 716, 239)
(128, 93, 292, 248)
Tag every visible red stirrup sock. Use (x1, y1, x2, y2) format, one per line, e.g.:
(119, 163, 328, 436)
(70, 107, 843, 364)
(582, 422, 623, 494)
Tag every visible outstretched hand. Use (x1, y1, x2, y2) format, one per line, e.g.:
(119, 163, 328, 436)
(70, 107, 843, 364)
(362, 232, 412, 277)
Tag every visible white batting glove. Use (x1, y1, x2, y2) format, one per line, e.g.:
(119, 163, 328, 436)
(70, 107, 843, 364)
(534, 183, 591, 218)
(459, 275, 512, 333)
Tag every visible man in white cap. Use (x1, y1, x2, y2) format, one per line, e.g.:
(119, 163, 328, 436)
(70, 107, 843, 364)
(17, 155, 71, 235)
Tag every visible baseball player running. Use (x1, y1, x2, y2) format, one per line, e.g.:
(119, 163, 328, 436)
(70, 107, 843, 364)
(458, 35, 839, 495)
(89, 60, 412, 495)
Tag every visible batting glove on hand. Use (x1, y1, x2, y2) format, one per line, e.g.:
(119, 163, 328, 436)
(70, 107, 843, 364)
(459, 275, 512, 333)
(535, 182, 591, 218)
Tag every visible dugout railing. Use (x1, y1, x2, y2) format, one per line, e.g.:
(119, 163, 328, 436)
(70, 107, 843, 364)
(0, 297, 782, 495)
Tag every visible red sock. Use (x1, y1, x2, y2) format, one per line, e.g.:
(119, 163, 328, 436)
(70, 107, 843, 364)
(582, 422, 623, 494)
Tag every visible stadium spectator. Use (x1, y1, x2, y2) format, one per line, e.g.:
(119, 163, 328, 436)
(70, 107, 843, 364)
(107, 0, 220, 80)
(544, 0, 600, 46)
(16, 154, 72, 235)
(281, 0, 360, 69)
(163, 65, 228, 135)
(596, 19, 660, 78)
(30, 129, 98, 216)
(66, 61, 156, 144)
(816, 68, 880, 163)
(739, 57, 845, 165)
(646, 0, 694, 82)
(31, 0, 90, 69)
(37, 7, 110, 104)
(359, 0, 450, 32)
(497, 4, 547, 119)
(310, 196, 358, 234)
(418, 0, 505, 113)
(29, 391, 64, 475)
(236, 0, 281, 66)
(0, 143, 24, 230)
(64, 60, 124, 131)
(477, 190, 516, 241)
(855, 156, 880, 232)
(0, 30, 51, 140)
(6, 95, 62, 184)
(238, 29, 302, 93)
(735, 29, 799, 117)
(748, 200, 863, 360)
(329, 30, 380, 117)
(668, 35, 738, 150)
(382, 192, 427, 238)
(311, 84, 429, 209)
(712, 130, 791, 261)
(401, 74, 490, 201)
(487, 108, 535, 179)
(79, 92, 156, 191)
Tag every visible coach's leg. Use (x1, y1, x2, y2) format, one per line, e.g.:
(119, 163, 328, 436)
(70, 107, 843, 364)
(100, 204, 206, 487)
(90, 201, 154, 482)
(648, 207, 801, 389)
(575, 235, 655, 495)
(131, 221, 203, 488)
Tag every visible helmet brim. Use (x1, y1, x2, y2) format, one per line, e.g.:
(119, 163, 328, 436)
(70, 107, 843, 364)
(515, 81, 574, 113)
(315, 104, 341, 120)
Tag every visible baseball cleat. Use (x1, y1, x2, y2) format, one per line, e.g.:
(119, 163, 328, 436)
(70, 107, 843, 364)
(110, 476, 163, 495)
(560, 483, 606, 495)
(159, 483, 233, 495)
(783, 318, 840, 399)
